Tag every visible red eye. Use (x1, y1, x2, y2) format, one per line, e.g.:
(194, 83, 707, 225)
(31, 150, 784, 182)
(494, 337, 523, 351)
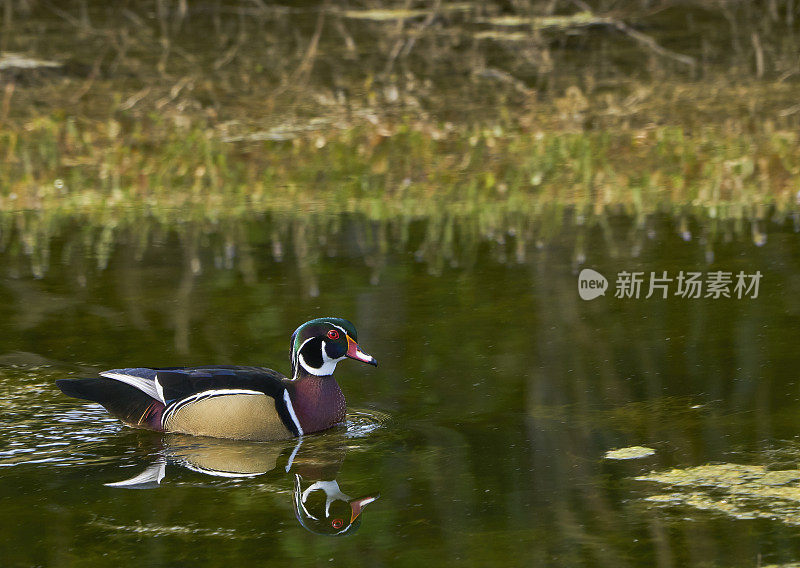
(331, 518, 343, 529)
(327, 329, 340, 340)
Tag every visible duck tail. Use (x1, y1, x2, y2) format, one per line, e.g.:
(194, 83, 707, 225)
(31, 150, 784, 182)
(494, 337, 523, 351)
(56, 378, 164, 431)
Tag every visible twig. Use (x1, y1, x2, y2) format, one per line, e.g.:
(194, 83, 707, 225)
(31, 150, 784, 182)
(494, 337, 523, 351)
(333, 15, 357, 56)
(399, 0, 441, 60)
(569, 0, 592, 12)
(272, 0, 327, 99)
(156, 76, 194, 109)
(69, 50, 108, 103)
(118, 86, 151, 111)
(613, 20, 696, 70)
(751, 31, 764, 78)
(45, 1, 96, 34)
(382, 0, 414, 77)
(569, 0, 697, 70)
(1, 81, 15, 125)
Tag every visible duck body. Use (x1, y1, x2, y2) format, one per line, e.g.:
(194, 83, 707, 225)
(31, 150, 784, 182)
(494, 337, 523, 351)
(56, 318, 377, 441)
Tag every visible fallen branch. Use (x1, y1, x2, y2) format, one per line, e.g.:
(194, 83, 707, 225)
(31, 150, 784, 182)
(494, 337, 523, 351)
(612, 20, 697, 70)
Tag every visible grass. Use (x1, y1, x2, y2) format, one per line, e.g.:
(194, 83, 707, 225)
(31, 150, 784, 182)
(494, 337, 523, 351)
(1, 0, 800, 245)
(1, 112, 797, 221)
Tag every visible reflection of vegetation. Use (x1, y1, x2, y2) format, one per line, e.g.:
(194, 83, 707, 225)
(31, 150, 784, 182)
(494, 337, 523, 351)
(0, 202, 785, 288)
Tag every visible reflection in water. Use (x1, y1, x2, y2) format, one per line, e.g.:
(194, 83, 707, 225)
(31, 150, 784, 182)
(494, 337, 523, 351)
(104, 432, 380, 536)
(293, 477, 378, 537)
(2, 208, 800, 566)
(0, 207, 791, 287)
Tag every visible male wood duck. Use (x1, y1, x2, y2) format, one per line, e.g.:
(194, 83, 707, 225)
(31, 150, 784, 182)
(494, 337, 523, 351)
(56, 317, 377, 441)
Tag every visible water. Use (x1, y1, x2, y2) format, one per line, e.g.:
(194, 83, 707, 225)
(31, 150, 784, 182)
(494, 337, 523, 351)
(0, 211, 799, 566)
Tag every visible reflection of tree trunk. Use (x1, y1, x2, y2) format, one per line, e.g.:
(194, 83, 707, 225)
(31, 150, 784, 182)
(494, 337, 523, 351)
(355, 219, 387, 285)
(174, 229, 199, 355)
(418, 425, 474, 561)
(524, 257, 634, 565)
(234, 224, 257, 285)
(293, 221, 319, 298)
(118, 237, 148, 330)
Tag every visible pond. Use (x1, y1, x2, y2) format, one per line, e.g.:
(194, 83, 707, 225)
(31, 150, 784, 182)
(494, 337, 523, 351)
(2, 210, 800, 567)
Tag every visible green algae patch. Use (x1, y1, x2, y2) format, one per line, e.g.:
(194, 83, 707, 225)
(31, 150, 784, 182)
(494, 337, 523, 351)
(604, 446, 656, 460)
(637, 464, 800, 526)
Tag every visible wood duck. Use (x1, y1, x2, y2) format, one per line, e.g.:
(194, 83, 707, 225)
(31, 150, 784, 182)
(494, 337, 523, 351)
(56, 317, 377, 441)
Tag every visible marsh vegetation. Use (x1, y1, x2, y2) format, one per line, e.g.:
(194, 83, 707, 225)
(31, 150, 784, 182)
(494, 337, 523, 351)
(2, 1, 799, 228)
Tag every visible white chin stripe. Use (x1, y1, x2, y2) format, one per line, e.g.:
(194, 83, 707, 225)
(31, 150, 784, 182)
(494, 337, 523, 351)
(298, 340, 343, 376)
(298, 355, 339, 376)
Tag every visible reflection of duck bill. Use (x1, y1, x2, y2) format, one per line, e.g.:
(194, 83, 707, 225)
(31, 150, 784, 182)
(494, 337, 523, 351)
(349, 494, 379, 523)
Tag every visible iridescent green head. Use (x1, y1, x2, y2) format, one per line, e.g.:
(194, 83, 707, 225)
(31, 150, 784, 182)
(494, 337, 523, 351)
(290, 317, 377, 378)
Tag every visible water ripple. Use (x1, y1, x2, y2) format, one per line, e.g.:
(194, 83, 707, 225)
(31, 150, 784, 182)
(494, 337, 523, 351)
(0, 366, 123, 468)
(345, 408, 392, 438)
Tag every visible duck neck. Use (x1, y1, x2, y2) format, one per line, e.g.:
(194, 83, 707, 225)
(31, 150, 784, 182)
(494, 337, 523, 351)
(291, 372, 346, 434)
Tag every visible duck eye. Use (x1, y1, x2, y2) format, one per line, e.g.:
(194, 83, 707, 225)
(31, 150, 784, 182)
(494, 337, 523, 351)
(327, 330, 340, 340)
(331, 518, 343, 529)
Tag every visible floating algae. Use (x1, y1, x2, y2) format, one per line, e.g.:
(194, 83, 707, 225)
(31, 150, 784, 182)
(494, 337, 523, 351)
(637, 464, 800, 526)
(604, 446, 656, 460)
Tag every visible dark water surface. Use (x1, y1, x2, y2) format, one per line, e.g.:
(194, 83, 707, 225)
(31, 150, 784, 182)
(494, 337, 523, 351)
(2, 211, 800, 567)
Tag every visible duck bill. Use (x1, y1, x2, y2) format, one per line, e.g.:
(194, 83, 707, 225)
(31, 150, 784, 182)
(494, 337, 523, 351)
(349, 494, 380, 523)
(346, 336, 378, 366)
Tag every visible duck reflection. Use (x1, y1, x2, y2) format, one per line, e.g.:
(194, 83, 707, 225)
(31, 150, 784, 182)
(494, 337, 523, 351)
(293, 476, 378, 536)
(106, 434, 379, 536)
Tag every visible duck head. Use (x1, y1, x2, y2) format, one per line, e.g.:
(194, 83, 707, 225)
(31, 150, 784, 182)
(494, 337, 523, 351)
(290, 317, 377, 379)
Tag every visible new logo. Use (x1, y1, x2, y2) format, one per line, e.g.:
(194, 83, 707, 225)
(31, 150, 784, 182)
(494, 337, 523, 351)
(578, 269, 608, 300)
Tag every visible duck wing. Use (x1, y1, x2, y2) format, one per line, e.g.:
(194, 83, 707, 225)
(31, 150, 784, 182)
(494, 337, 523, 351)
(56, 371, 164, 430)
(97, 367, 160, 400)
(154, 366, 288, 400)
(154, 367, 300, 440)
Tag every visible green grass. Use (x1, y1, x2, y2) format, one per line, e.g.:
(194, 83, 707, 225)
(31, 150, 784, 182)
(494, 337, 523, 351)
(1, 113, 797, 223)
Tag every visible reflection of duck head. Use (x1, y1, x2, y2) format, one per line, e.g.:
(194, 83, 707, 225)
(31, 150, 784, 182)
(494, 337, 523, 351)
(293, 474, 378, 536)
